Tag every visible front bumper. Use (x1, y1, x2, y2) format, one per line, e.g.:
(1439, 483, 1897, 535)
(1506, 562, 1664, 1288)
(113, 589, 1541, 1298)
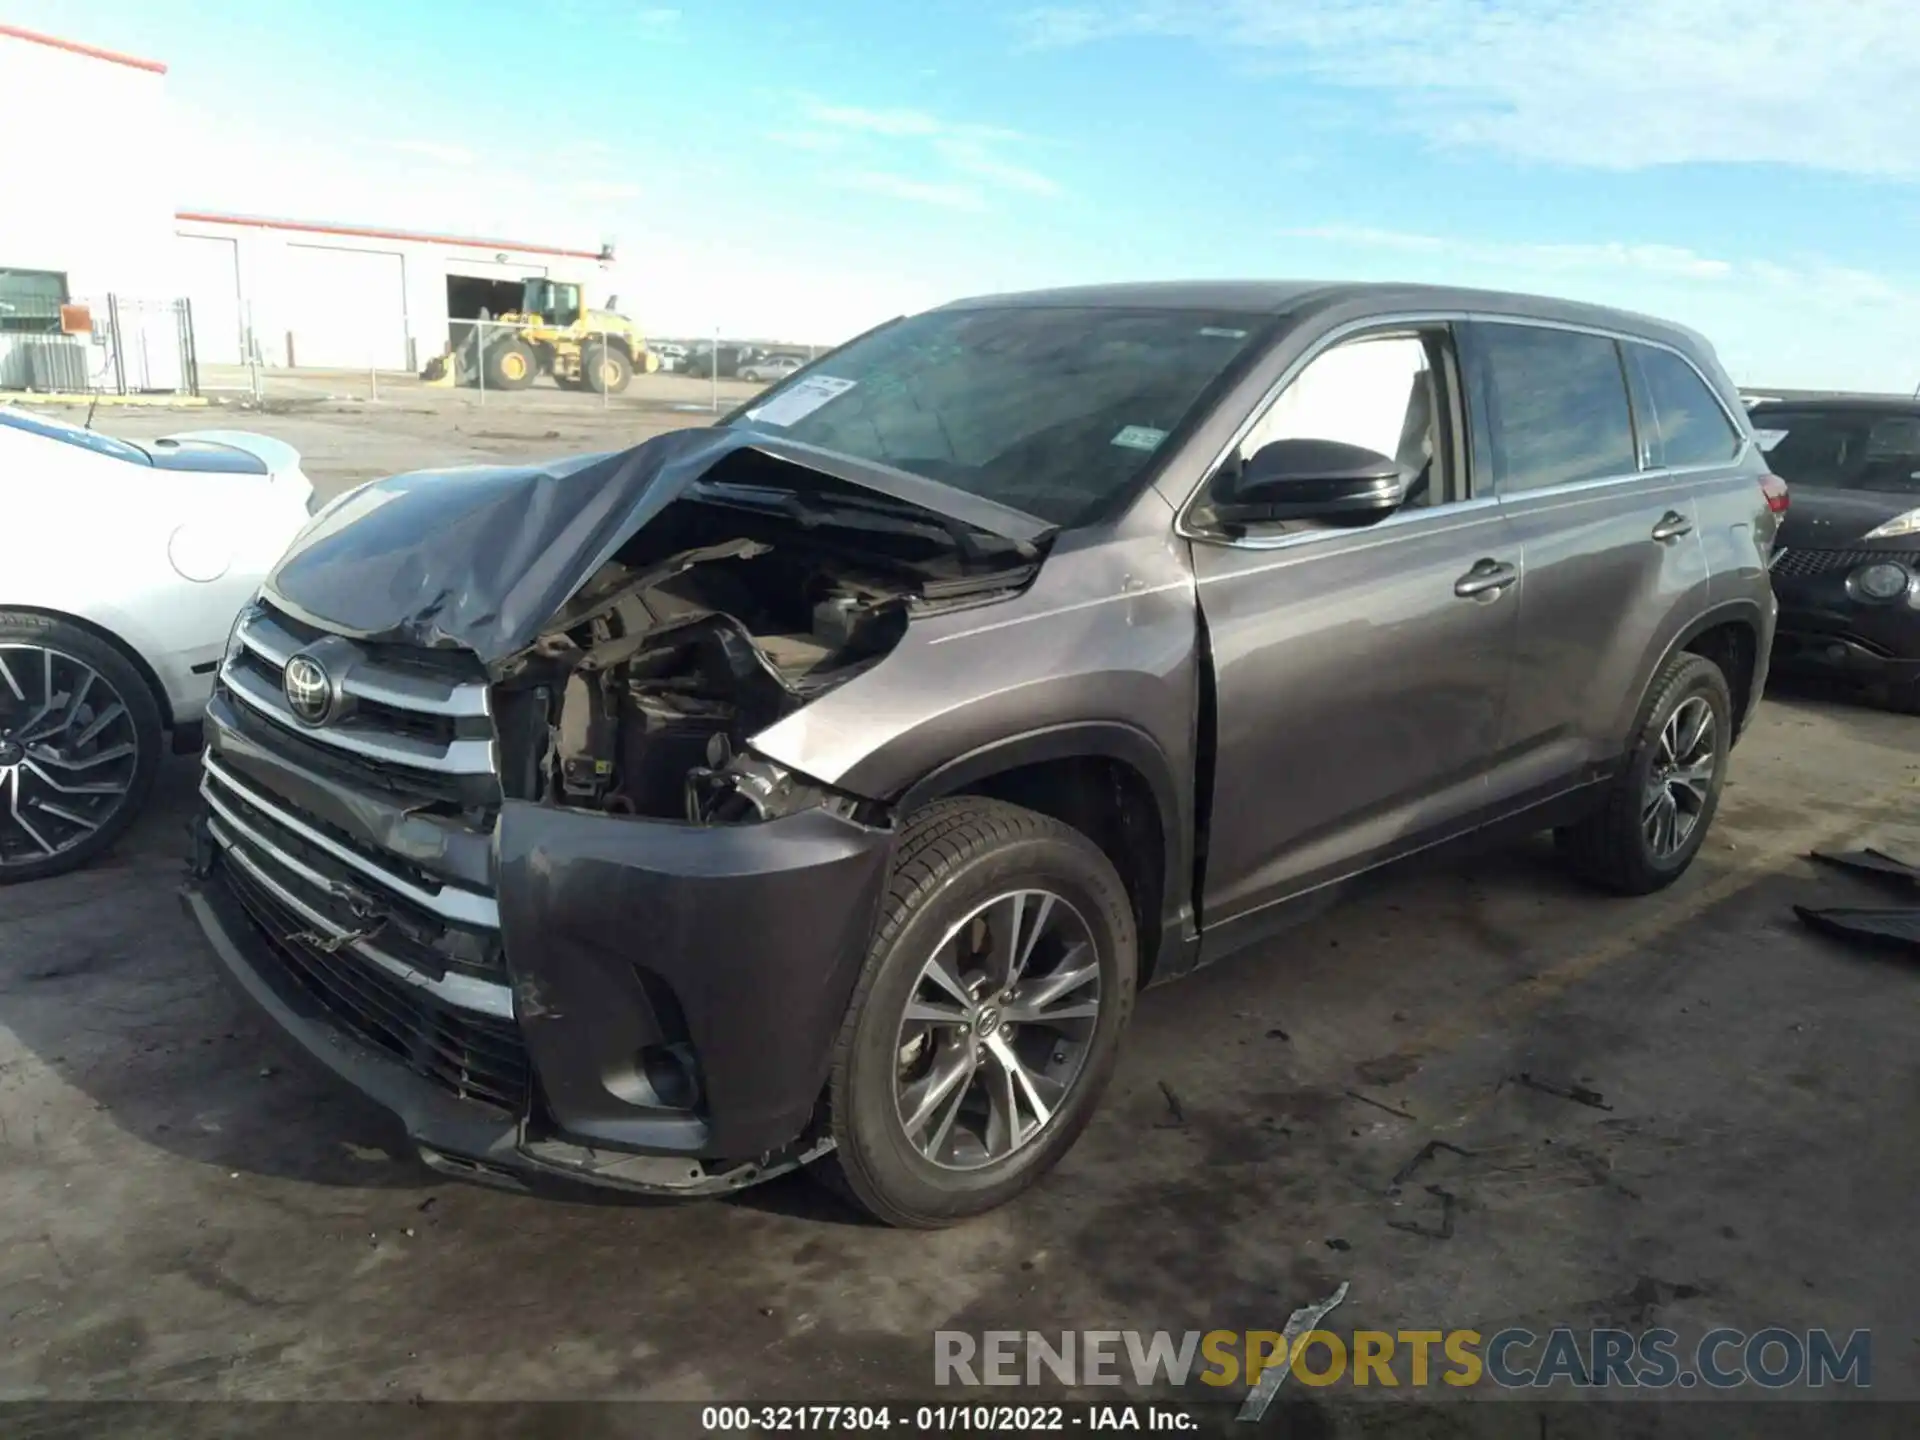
(184, 793, 893, 1197)
(1771, 559, 1920, 685)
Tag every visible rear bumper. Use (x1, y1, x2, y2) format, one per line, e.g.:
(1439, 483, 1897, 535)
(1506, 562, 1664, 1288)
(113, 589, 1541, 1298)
(184, 792, 893, 1196)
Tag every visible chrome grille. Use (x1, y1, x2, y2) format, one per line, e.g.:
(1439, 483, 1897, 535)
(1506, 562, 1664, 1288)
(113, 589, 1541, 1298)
(221, 604, 495, 776)
(202, 600, 516, 1108)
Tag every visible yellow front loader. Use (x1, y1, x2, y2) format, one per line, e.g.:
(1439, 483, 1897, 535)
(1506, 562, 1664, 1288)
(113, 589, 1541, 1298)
(422, 278, 658, 394)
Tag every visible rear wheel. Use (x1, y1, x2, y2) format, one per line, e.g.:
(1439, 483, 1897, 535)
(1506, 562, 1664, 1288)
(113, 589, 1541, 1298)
(483, 337, 538, 391)
(0, 613, 162, 883)
(1555, 651, 1731, 894)
(582, 342, 632, 395)
(817, 798, 1137, 1227)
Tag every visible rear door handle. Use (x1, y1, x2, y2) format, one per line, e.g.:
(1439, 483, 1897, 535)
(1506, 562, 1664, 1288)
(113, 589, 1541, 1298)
(1454, 559, 1519, 599)
(1651, 511, 1694, 543)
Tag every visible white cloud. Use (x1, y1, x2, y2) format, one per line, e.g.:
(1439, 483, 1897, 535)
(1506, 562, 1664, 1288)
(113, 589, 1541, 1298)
(835, 171, 988, 211)
(766, 129, 850, 153)
(1277, 222, 1920, 391)
(1021, 0, 1920, 176)
(791, 98, 1058, 207)
(935, 138, 1061, 197)
(635, 7, 680, 29)
(388, 139, 475, 166)
(1282, 225, 1734, 281)
(572, 180, 645, 201)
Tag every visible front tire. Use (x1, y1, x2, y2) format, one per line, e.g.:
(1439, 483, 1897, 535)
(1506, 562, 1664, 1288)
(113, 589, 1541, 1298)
(818, 798, 1137, 1227)
(483, 337, 537, 391)
(0, 612, 162, 883)
(1556, 651, 1732, 895)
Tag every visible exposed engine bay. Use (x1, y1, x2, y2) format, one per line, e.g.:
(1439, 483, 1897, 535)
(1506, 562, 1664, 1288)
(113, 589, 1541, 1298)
(489, 478, 1036, 825)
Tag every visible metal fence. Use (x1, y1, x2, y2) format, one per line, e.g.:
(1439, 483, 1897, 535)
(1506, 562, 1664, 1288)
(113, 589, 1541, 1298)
(0, 294, 199, 397)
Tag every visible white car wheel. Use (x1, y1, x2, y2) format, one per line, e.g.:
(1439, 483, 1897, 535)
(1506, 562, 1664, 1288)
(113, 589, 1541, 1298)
(0, 613, 162, 883)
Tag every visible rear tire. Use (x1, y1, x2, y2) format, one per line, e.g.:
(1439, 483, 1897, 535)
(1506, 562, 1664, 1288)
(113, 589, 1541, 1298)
(816, 798, 1137, 1227)
(1555, 651, 1731, 895)
(583, 342, 632, 395)
(0, 612, 162, 884)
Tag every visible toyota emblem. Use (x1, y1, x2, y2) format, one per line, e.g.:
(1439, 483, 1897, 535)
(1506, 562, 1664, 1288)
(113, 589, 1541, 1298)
(282, 652, 334, 726)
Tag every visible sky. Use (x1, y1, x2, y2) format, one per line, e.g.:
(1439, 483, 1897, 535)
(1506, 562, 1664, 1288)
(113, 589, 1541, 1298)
(12, 0, 1920, 388)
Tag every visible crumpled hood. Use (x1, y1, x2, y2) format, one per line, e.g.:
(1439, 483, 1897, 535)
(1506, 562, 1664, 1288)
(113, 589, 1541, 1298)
(263, 425, 1050, 666)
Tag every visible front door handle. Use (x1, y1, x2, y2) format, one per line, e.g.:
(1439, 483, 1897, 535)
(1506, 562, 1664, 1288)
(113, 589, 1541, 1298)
(1651, 511, 1694, 543)
(1454, 559, 1519, 599)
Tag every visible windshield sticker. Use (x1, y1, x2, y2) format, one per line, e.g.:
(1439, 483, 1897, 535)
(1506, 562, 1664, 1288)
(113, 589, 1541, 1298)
(1198, 327, 1249, 339)
(746, 375, 857, 427)
(1752, 428, 1788, 452)
(1111, 425, 1168, 452)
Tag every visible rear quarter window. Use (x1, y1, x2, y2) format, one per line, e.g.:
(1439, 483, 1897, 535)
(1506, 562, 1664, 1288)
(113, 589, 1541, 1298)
(1632, 344, 1743, 468)
(1472, 323, 1638, 494)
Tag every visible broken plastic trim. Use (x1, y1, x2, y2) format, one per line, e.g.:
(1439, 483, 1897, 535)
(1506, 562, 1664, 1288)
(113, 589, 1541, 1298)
(686, 750, 886, 828)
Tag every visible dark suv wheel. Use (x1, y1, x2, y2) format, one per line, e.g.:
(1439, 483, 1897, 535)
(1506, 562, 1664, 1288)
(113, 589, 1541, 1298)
(1556, 651, 1732, 895)
(817, 798, 1137, 1227)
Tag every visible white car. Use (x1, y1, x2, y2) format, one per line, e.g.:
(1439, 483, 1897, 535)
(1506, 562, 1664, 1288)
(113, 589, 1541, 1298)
(0, 406, 316, 881)
(739, 354, 804, 383)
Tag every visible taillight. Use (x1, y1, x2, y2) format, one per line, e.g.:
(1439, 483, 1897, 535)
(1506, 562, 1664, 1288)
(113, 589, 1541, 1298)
(1759, 473, 1789, 514)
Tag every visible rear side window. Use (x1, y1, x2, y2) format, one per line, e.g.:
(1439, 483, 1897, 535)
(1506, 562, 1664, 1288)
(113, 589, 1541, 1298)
(1634, 344, 1742, 468)
(1473, 323, 1637, 493)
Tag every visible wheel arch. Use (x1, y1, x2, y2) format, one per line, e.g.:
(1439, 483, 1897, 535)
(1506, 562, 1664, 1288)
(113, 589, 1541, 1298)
(1661, 600, 1766, 742)
(0, 603, 175, 735)
(894, 723, 1191, 986)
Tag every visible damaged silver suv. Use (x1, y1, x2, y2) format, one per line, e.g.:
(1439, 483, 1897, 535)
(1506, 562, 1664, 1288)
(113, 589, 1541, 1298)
(185, 282, 1780, 1225)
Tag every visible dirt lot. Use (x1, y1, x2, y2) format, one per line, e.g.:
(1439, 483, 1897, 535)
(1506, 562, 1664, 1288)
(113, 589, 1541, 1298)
(3, 385, 1918, 1428)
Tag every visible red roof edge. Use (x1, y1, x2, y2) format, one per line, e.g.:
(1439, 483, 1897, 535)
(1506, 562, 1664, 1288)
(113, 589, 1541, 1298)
(175, 212, 609, 262)
(0, 23, 166, 75)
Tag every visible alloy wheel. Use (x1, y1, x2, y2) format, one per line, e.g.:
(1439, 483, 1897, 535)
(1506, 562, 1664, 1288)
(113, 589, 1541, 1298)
(1642, 695, 1717, 860)
(0, 644, 142, 869)
(893, 888, 1102, 1171)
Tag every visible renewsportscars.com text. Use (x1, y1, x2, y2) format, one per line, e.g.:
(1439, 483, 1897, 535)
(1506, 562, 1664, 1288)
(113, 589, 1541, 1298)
(935, 1326, 1871, 1391)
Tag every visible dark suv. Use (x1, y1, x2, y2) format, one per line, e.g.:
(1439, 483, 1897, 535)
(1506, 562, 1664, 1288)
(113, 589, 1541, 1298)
(185, 282, 1780, 1225)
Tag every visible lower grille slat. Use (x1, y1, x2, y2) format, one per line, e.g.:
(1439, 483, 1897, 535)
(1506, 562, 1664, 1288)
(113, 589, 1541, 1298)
(222, 857, 529, 1112)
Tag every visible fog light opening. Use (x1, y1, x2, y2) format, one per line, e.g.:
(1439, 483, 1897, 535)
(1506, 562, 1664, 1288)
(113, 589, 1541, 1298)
(641, 1043, 702, 1111)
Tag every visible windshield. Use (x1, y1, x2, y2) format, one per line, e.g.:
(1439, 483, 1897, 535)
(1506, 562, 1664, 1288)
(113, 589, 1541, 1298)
(0, 406, 150, 465)
(1753, 409, 1920, 495)
(729, 305, 1270, 526)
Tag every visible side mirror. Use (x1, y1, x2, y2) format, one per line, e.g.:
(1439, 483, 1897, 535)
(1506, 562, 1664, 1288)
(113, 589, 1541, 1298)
(1212, 438, 1412, 524)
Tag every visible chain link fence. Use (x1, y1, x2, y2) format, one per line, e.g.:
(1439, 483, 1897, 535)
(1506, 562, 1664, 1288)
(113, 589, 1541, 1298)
(201, 312, 825, 437)
(0, 294, 199, 397)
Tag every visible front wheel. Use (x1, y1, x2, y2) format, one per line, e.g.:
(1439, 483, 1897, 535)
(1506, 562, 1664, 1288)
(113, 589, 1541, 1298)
(0, 612, 162, 883)
(817, 798, 1137, 1227)
(1556, 651, 1732, 894)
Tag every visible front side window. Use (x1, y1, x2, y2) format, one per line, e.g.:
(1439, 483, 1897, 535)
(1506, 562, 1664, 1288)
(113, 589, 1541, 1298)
(1634, 343, 1742, 469)
(1230, 332, 1447, 504)
(1474, 323, 1637, 494)
(732, 305, 1268, 527)
(1755, 409, 1920, 495)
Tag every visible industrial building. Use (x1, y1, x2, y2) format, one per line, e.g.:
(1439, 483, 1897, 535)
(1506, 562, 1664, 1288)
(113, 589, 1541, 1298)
(173, 213, 615, 372)
(0, 22, 616, 391)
